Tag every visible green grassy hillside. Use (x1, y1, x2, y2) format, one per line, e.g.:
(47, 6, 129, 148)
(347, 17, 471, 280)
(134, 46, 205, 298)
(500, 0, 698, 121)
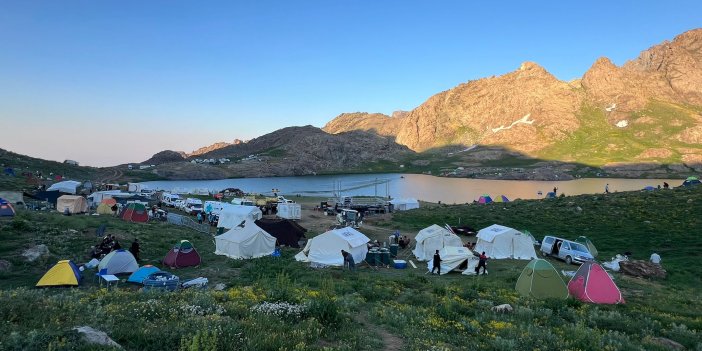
(0, 188, 700, 350)
(540, 101, 702, 166)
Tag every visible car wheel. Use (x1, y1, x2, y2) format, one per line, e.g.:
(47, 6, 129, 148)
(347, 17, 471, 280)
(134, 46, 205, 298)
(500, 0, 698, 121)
(565, 256, 572, 265)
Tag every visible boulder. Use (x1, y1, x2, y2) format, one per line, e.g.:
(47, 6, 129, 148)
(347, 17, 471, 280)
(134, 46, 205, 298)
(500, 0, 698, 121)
(74, 326, 122, 349)
(214, 283, 226, 291)
(491, 304, 513, 313)
(21, 244, 49, 262)
(618, 260, 667, 279)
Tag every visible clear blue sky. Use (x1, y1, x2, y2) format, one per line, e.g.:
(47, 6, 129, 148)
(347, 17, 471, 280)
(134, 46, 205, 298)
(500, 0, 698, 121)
(1, 0, 700, 166)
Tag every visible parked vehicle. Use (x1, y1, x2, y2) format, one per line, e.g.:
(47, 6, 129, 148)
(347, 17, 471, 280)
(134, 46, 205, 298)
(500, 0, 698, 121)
(162, 193, 181, 207)
(231, 197, 256, 206)
(173, 199, 186, 210)
(540, 236, 594, 265)
(184, 198, 204, 215)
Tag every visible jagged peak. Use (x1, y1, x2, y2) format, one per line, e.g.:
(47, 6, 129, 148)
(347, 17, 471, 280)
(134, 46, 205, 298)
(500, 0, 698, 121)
(518, 61, 546, 72)
(673, 27, 702, 42)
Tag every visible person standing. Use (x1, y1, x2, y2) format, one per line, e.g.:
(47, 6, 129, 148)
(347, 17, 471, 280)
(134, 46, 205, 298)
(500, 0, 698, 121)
(477, 252, 488, 275)
(553, 187, 558, 195)
(431, 250, 442, 275)
(605, 184, 610, 194)
(650, 252, 661, 265)
(197, 212, 203, 224)
(129, 238, 141, 261)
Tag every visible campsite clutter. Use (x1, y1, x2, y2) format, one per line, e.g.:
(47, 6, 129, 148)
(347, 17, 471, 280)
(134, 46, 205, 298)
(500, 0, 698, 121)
(10, 176, 682, 309)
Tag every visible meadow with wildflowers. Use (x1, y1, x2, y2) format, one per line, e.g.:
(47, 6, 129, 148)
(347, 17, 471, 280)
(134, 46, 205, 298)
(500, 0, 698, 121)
(0, 186, 700, 350)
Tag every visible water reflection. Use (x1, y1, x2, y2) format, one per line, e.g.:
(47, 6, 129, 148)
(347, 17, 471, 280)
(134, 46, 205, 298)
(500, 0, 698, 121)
(141, 174, 682, 204)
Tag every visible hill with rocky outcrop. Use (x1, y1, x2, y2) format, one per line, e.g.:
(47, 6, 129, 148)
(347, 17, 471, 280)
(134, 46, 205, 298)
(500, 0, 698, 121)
(323, 28, 702, 169)
(149, 126, 414, 179)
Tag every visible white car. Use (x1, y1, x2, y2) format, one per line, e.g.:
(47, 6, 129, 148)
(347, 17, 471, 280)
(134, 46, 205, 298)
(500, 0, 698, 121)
(540, 236, 594, 265)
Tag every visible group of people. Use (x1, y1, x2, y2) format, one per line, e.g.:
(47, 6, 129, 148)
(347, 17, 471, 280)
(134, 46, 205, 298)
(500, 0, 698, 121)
(430, 249, 488, 275)
(90, 235, 140, 261)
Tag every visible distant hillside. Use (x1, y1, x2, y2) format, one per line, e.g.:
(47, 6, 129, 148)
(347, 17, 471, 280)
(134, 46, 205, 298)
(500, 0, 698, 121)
(149, 126, 414, 179)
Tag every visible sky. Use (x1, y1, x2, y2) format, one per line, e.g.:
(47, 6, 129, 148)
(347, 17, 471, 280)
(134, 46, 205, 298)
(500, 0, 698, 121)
(1, 1, 701, 167)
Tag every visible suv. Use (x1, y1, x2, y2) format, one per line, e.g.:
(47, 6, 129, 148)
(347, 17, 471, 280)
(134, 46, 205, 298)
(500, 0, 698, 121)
(540, 236, 594, 265)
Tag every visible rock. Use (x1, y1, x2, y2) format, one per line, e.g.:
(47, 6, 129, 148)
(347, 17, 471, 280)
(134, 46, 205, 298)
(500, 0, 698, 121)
(22, 244, 49, 262)
(65, 229, 78, 234)
(214, 283, 226, 291)
(650, 337, 685, 350)
(0, 259, 12, 271)
(74, 326, 122, 349)
(576, 206, 582, 212)
(491, 304, 513, 313)
(687, 199, 693, 204)
(618, 260, 667, 279)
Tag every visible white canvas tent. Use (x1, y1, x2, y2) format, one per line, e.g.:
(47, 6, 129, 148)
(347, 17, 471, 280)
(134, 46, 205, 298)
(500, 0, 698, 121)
(427, 246, 479, 275)
(475, 224, 537, 260)
(56, 195, 88, 214)
(294, 227, 370, 266)
(217, 206, 263, 229)
(390, 198, 419, 211)
(413, 224, 463, 261)
(277, 203, 301, 220)
(47, 180, 82, 194)
(214, 221, 277, 259)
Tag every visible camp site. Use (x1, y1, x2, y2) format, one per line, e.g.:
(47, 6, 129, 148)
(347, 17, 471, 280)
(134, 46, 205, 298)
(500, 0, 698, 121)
(0, 169, 700, 351)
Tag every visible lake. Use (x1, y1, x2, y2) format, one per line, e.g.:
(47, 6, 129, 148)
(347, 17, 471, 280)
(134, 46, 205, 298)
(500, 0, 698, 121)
(139, 174, 682, 204)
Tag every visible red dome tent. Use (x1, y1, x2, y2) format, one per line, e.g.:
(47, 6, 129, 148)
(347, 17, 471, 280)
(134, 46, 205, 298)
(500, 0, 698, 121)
(568, 261, 624, 304)
(121, 203, 149, 223)
(163, 240, 202, 268)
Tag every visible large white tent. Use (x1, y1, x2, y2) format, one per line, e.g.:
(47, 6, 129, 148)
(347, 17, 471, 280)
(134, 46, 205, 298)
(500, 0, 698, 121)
(47, 180, 82, 194)
(413, 224, 463, 261)
(294, 227, 370, 266)
(217, 206, 263, 229)
(475, 224, 537, 260)
(390, 198, 420, 211)
(214, 221, 276, 259)
(427, 246, 480, 275)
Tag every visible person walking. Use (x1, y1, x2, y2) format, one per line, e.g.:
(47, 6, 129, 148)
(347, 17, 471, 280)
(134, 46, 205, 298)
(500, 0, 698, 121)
(197, 212, 203, 224)
(431, 250, 442, 275)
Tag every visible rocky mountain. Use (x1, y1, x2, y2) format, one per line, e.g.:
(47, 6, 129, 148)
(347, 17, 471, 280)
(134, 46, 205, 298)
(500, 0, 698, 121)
(151, 126, 414, 179)
(322, 29, 702, 167)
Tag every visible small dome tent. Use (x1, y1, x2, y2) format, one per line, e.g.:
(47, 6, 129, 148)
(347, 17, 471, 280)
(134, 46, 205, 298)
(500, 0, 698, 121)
(493, 195, 510, 203)
(215, 221, 277, 259)
(515, 259, 568, 299)
(568, 261, 624, 304)
(163, 240, 202, 268)
(478, 195, 493, 204)
(98, 249, 139, 275)
(682, 176, 700, 187)
(413, 225, 463, 261)
(121, 203, 149, 223)
(0, 198, 16, 217)
(475, 224, 537, 260)
(36, 260, 82, 287)
(575, 236, 598, 258)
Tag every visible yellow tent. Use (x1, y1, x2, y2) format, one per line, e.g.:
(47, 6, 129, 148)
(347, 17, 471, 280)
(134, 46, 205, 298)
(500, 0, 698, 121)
(36, 260, 81, 287)
(57, 195, 88, 214)
(97, 202, 114, 215)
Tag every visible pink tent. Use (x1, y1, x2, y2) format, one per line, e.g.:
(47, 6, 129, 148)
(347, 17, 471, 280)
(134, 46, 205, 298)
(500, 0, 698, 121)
(568, 261, 624, 304)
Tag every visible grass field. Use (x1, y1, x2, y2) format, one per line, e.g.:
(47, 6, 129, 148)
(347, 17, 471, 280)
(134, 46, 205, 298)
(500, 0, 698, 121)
(0, 187, 701, 350)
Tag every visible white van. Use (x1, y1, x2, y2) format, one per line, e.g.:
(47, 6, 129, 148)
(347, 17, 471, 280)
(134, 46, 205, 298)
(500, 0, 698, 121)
(540, 236, 594, 265)
(184, 198, 204, 215)
(162, 193, 181, 207)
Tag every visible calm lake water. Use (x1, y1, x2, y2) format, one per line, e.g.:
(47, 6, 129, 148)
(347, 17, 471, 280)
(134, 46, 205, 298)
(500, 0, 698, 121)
(140, 174, 682, 204)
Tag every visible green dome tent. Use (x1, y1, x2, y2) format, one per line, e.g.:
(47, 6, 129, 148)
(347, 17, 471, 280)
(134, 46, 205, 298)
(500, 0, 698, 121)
(575, 236, 598, 258)
(515, 259, 568, 299)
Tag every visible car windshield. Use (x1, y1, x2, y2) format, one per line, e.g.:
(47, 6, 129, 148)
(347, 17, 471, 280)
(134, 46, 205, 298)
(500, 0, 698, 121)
(570, 242, 589, 253)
